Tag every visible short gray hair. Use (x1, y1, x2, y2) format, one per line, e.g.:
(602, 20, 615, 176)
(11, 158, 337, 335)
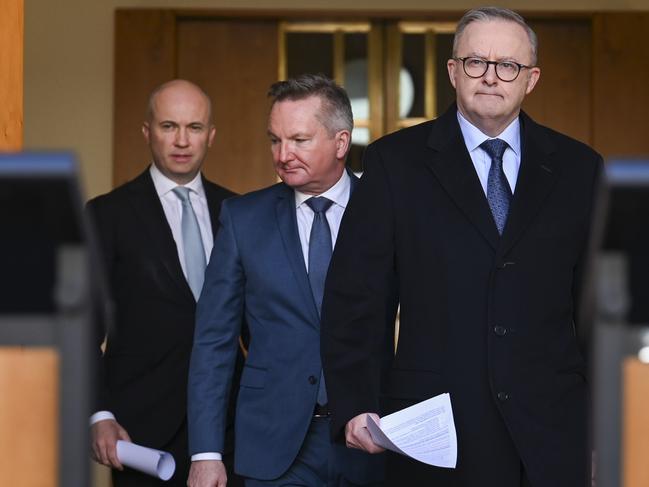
(453, 6, 538, 65)
(268, 74, 353, 135)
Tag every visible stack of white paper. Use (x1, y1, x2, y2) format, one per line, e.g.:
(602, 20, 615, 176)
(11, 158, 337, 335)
(366, 392, 457, 468)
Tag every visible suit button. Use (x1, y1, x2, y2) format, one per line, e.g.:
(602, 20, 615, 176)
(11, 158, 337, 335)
(494, 326, 507, 336)
(497, 391, 510, 401)
(308, 375, 317, 385)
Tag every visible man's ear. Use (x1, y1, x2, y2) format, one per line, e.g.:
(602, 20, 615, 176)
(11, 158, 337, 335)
(142, 122, 150, 143)
(335, 130, 351, 160)
(447, 58, 458, 89)
(525, 66, 541, 95)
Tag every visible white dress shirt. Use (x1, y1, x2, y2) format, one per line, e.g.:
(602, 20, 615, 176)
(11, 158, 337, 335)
(191, 170, 352, 462)
(457, 111, 522, 195)
(150, 163, 214, 273)
(91, 164, 214, 427)
(295, 170, 350, 269)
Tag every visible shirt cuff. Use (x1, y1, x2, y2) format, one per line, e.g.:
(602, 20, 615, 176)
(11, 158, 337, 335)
(191, 453, 223, 461)
(89, 411, 116, 426)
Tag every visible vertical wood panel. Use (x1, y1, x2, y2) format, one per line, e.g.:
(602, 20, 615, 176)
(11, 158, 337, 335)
(113, 10, 176, 187)
(623, 358, 649, 487)
(0, 0, 23, 150)
(0, 347, 59, 487)
(523, 19, 592, 145)
(177, 19, 279, 194)
(592, 13, 649, 158)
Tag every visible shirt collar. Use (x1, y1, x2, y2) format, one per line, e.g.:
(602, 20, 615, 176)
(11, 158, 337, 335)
(294, 170, 350, 209)
(457, 110, 521, 157)
(149, 163, 206, 199)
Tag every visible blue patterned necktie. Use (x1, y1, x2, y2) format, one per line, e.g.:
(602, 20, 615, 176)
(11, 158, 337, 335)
(481, 138, 512, 235)
(306, 196, 334, 405)
(172, 187, 207, 301)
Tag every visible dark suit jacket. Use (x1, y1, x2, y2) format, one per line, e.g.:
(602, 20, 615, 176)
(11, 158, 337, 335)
(87, 168, 237, 451)
(188, 172, 384, 482)
(321, 106, 603, 487)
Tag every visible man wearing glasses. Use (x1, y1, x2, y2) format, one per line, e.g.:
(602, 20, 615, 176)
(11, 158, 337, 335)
(321, 6, 602, 487)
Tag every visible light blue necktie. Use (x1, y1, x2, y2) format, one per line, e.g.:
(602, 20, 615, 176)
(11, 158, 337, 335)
(172, 187, 207, 301)
(481, 138, 512, 235)
(306, 196, 334, 405)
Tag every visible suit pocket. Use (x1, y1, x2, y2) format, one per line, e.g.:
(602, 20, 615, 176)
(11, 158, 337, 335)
(239, 364, 267, 389)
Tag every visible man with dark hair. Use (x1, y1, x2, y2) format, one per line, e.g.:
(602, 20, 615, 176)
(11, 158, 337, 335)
(88, 79, 242, 487)
(187, 74, 384, 487)
(321, 7, 601, 487)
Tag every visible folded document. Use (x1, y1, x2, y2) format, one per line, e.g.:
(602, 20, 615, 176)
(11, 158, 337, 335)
(366, 392, 457, 468)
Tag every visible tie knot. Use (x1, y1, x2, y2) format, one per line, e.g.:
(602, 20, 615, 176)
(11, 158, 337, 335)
(172, 186, 191, 202)
(480, 138, 508, 161)
(306, 196, 333, 214)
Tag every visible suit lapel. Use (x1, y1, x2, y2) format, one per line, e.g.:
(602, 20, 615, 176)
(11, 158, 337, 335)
(500, 112, 560, 255)
(275, 185, 321, 324)
(424, 107, 500, 251)
(128, 170, 195, 303)
(202, 177, 223, 240)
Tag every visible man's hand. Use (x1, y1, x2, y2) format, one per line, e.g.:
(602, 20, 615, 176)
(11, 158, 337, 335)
(90, 419, 131, 469)
(187, 460, 227, 487)
(345, 412, 386, 454)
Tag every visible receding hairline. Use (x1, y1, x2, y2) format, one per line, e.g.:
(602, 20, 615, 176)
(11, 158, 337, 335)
(453, 8, 538, 66)
(146, 79, 213, 123)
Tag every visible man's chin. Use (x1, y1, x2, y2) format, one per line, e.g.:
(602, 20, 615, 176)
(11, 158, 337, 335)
(278, 171, 305, 185)
(474, 106, 506, 121)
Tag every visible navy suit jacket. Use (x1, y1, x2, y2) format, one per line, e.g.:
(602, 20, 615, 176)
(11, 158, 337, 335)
(188, 171, 383, 481)
(321, 106, 603, 487)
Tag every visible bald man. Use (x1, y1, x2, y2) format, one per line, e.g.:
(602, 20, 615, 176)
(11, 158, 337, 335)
(87, 80, 242, 487)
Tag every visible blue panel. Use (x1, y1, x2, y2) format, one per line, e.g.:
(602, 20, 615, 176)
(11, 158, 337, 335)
(606, 159, 649, 186)
(0, 152, 78, 177)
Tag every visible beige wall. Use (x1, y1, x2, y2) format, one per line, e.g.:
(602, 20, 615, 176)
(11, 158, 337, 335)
(24, 0, 649, 199)
(21, 2, 648, 486)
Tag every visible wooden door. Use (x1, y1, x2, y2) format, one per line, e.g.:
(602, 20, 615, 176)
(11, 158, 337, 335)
(524, 18, 592, 145)
(114, 11, 278, 194)
(592, 13, 649, 157)
(177, 19, 278, 193)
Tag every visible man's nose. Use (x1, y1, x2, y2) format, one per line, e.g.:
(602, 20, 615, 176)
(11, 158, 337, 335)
(175, 128, 189, 146)
(277, 142, 293, 162)
(483, 63, 498, 84)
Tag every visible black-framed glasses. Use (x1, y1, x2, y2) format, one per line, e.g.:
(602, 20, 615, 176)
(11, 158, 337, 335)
(454, 57, 533, 82)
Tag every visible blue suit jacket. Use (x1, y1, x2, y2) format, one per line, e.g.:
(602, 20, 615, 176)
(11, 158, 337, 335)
(188, 172, 383, 481)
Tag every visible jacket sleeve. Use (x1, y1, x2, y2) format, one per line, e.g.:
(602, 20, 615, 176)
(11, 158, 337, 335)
(188, 200, 245, 454)
(321, 143, 399, 439)
(85, 196, 118, 414)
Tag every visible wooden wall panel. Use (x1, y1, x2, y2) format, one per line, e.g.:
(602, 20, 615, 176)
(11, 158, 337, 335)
(0, 0, 23, 150)
(593, 13, 649, 158)
(0, 348, 59, 487)
(523, 19, 592, 146)
(177, 19, 279, 194)
(623, 358, 649, 487)
(113, 10, 176, 187)
(115, 12, 649, 191)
